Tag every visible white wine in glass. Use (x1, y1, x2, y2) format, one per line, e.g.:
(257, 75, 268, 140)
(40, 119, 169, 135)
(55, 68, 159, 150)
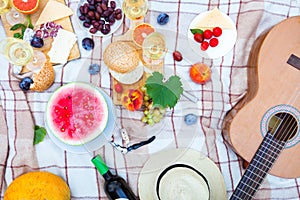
(0, 37, 34, 66)
(142, 32, 167, 65)
(122, 0, 148, 21)
(0, 0, 10, 14)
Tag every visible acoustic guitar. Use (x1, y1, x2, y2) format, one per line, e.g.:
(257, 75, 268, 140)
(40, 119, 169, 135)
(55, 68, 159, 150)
(223, 16, 300, 199)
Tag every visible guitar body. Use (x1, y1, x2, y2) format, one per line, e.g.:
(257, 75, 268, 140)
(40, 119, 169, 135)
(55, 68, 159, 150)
(223, 16, 300, 178)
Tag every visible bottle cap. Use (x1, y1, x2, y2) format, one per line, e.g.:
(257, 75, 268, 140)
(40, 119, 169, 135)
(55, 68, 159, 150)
(91, 154, 109, 176)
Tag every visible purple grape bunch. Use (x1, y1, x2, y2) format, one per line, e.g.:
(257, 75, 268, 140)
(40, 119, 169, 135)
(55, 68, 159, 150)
(78, 0, 123, 35)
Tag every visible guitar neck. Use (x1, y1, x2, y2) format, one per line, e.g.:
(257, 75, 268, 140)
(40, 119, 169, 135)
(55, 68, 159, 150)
(230, 132, 286, 200)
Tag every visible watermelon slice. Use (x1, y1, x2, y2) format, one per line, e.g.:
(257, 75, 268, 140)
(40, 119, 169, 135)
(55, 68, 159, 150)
(45, 82, 109, 145)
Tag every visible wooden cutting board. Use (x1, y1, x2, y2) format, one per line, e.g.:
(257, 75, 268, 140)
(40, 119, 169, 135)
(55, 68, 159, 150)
(111, 28, 164, 105)
(1, 0, 80, 63)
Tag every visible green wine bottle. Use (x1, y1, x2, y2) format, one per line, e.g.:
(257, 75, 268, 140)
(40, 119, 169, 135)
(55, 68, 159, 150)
(91, 155, 138, 200)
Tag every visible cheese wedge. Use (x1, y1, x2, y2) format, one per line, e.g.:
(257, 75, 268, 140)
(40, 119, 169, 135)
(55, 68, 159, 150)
(47, 29, 77, 64)
(35, 0, 74, 25)
(195, 8, 234, 29)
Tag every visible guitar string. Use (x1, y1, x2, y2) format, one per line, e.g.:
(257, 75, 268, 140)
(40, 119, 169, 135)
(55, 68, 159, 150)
(239, 91, 299, 200)
(236, 91, 299, 200)
(235, 90, 299, 200)
(240, 91, 300, 200)
(233, 134, 283, 200)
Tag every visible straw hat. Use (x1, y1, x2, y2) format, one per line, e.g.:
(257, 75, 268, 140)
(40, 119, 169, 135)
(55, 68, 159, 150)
(138, 148, 227, 200)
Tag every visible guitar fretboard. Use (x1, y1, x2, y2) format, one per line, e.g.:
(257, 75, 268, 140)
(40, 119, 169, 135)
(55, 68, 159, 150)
(230, 132, 286, 200)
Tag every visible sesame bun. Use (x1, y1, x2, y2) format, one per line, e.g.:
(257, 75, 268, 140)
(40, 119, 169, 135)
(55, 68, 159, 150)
(103, 41, 140, 73)
(4, 171, 70, 200)
(30, 59, 55, 92)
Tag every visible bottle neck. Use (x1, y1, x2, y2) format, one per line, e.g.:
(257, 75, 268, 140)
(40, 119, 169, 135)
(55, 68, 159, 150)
(91, 155, 112, 179)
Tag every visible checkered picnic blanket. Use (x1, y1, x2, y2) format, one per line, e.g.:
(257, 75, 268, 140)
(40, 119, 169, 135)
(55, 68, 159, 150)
(0, 0, 300, 199)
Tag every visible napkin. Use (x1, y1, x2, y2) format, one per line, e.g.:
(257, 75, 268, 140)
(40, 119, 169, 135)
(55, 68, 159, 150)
(0, 67, 38, 193)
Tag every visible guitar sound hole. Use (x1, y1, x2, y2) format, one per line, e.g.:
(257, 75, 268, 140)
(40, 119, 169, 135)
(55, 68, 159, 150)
(268, 112, 298, 142)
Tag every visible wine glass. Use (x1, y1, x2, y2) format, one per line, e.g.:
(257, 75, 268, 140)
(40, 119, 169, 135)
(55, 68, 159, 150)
(5, 7, 25, 26)
(122, 0, 148, 28)
(0, 0, 10, 14)
(0, 37, 34, 66)
(142, 32, 167, 65)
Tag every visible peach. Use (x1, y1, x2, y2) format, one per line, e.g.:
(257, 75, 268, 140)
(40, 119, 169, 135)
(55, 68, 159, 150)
(121, 89, 143, 111)
(189, 62, 211, 84)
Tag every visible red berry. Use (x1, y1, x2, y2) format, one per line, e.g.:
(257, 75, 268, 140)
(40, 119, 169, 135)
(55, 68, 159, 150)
(209, 38, 219, 47)
(201, 41, 209, 51)
(173, 51, 183, 61)
(203, 29, 213, 39)
(213, 27, 222, 37)
(193, 33, 204, 43)
(114, 83, 123, 93)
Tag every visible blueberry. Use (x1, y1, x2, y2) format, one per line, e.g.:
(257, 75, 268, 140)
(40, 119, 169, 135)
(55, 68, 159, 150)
(30, 36, 44, 48)
(88, 63, 100, 75)
(157, 13, 169, 25)
(184, 114, 197, 125)
(82, 38, 95, 50)
(19, 77, 33, 91)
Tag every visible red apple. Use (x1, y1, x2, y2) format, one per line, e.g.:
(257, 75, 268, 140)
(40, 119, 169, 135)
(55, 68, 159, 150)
(189, 63, 211, 84)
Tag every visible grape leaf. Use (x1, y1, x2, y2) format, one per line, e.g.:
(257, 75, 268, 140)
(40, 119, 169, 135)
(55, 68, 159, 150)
(145, 72, 183, 109)
(34, 125, 46, 145)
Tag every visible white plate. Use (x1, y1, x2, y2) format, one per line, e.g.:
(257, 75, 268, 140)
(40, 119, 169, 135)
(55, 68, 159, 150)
(46, 88, 117, 154)
(187, 10, 237, 59)
(76, 0, 124, 37)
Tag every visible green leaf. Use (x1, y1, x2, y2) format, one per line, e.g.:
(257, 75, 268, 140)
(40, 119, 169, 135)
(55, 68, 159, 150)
(190, 28, 203, 35)
(145, 72, 183, 109)
(26, 15, 34, 29)
(10, 23, 26, 31)
(13, 33, 22, 39)
(34, 125, 47, 145)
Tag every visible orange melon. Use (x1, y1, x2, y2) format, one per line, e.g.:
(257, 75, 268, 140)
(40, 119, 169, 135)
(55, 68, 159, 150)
(132, 23, 155, 47)
(12, 0, 39, 14)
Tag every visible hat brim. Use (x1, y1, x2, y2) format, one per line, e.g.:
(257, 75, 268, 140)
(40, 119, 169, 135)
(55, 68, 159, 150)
(138, 148, 227, 200)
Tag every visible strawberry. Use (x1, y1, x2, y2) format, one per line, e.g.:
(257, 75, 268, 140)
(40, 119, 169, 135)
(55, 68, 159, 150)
(209, 38, 219, 47)
(212, 27, 222, 37)
(203, 29, 213, 39)
(193, 33, 204, 43)
(201, 41, 209, 51)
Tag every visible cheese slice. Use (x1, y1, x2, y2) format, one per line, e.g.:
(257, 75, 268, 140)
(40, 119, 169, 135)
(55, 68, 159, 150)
(195, 8, 234, 29)
(47, 29, 77, 64)
(35, 0, 74, 25)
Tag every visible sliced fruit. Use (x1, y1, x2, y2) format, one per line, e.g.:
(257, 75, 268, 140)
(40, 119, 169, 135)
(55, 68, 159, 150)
(46, 82, 109, 145)
(12, 0, 39, 14)
(189, 62, 211, 84)
(132, 23, 155, 47)
(121, 89, 143, 111)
